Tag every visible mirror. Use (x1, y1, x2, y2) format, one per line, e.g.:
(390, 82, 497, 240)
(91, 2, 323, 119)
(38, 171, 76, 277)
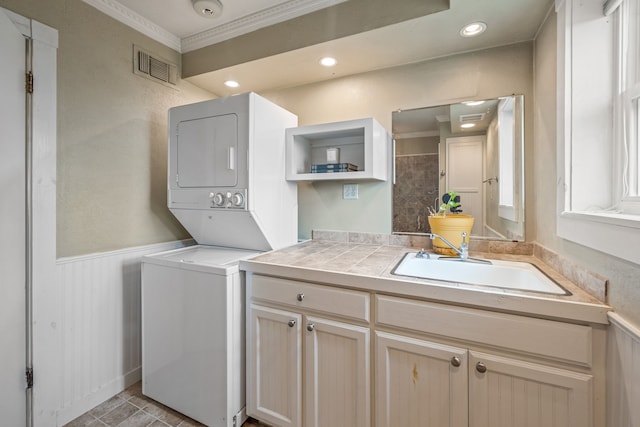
(392, 95, 525, 241)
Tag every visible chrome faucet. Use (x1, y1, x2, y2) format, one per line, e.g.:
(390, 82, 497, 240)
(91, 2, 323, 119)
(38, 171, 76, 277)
(428, 232, 469, 260)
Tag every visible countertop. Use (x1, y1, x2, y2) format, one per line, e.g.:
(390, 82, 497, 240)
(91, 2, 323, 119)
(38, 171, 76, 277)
(240, 239, 610, 325)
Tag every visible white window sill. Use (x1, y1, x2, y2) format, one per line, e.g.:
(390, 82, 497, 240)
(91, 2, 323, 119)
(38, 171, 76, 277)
(557, 211, 640, 265)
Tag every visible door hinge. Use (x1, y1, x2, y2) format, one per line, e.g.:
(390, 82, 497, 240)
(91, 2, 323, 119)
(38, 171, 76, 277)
(26, 368, 33, 389)
(25, 71, 34, 94)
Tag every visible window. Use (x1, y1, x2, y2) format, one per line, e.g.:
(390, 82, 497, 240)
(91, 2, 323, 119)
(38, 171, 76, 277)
(498, 96, 516, 220)
(556, 0, 640, 265)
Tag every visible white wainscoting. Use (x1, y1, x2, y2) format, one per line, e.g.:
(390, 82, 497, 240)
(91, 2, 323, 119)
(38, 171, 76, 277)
(55, 240, 192, 425)
(607, 312, 640, 427)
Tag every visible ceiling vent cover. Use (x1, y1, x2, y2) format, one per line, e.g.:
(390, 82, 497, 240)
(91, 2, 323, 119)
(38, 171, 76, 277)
(459, 113, 485, 122)
(133, 45, 178, 88)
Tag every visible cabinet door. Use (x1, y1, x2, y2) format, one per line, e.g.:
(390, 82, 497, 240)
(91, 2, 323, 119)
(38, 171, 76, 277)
(469, 351, 593, 427)
(375, 332, 468, 427)
(304, 316, 371, 427)
(248, 305, 302, 427)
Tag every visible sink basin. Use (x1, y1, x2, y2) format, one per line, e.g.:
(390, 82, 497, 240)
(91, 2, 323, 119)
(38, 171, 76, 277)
(392, 252, 571, 295)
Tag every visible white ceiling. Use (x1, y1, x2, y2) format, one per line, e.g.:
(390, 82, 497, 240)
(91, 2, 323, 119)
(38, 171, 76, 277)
(87, 0, 553, 96)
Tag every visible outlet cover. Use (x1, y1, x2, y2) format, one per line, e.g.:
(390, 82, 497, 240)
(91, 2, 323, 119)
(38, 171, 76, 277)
(343, 184, 358, 200)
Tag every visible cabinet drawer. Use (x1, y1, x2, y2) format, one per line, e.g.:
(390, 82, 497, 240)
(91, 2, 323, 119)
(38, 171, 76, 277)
(376, 295, 592, 366)
(250, 275, 370, 322)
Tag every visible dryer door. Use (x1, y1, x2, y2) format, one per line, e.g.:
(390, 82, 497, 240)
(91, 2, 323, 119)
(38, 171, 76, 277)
(176, 113, 238, 188)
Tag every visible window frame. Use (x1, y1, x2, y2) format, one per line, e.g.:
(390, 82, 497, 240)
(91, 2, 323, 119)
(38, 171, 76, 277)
(556, 0, 640, 265)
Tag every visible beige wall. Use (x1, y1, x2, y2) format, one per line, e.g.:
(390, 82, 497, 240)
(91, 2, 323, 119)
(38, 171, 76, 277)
(534, 11, 640, 327)
(0, 0, 214, 257)
(263, 42, 533, 240)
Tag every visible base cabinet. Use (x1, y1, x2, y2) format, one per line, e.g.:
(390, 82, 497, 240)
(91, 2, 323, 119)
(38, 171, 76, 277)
(376, 332, 593, 427)
(247, 287, 370, 427)
(246, 274, 601, 427)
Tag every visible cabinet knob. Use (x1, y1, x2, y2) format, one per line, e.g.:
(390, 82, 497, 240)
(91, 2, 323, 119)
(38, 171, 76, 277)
(450, 356, 461, 367)
(476, 362, 487, 374)
(296, 293, 304, 302)
(306, 323, 315, 332)
(287, 319, 296, 328)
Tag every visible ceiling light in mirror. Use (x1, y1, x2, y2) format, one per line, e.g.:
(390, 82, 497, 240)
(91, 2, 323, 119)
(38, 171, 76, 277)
(460, 21, 487, 37)
(460, 123, 476, 128)
(320, 57, 337, 67)
(224, 80, 239, 88)
(463, 100, 486, 106)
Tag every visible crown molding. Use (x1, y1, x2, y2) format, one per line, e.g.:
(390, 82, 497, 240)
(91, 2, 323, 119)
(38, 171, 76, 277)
(181, 0, 347, 53)
(83, 0, 345, 54)
(83, 0, 181, 52)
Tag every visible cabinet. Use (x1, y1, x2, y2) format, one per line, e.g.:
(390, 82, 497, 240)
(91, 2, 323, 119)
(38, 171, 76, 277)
(376, 295, 595, 427)
(285, 117, 389, 181)
(246, 274, 601, 427)
(247, 275, 371, 427)
(375, 331, 592, 427)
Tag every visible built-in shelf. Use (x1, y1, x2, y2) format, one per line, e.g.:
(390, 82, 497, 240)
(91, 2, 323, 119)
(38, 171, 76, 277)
(285, 117, 389, 181)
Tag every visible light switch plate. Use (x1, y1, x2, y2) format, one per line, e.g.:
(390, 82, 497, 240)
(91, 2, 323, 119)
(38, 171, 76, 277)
(343, 184, 358, 200)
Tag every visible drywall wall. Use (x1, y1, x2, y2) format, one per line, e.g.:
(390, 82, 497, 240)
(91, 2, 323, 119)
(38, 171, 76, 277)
(0, 0, 214, 257)
(263, 42, 534, 239)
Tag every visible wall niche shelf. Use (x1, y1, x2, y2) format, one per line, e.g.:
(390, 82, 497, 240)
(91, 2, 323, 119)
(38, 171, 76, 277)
(285, 117, 389, 181)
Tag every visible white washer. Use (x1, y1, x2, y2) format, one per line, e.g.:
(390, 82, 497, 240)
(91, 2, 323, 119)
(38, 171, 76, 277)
(141, 245, 260, 427)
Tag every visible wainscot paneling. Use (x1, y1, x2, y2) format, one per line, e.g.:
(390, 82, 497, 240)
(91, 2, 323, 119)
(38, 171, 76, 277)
(55, 240, 192, 425)
(607, 313, 640, 427)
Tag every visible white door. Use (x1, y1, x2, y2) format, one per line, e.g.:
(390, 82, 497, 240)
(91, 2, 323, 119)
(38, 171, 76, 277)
(469, 351, 593, 427)
(446, 136, 484, 235)
(304, 317, 370, 427)
(0, 9, 27, 426)
(375, 332, 468, 427)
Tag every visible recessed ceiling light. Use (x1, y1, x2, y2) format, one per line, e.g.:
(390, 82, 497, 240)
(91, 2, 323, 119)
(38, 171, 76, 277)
(463, 100, 485, 106)
(224, 80, 239, 88)
(460, 22, 487, 37)
(320, 57, 337, 67)
(461, 123, 476, 128)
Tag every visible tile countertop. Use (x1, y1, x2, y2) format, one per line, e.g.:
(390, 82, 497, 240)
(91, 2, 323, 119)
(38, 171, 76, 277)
(239, 239, 611, 325)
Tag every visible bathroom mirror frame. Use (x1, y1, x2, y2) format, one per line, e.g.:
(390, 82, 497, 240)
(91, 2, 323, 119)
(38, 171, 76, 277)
(392, 94, 525, 241)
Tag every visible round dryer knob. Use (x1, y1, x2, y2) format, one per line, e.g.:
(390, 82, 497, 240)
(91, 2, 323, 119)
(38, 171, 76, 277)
(212, 193, 225, 206)
(230, 192, 244, 207)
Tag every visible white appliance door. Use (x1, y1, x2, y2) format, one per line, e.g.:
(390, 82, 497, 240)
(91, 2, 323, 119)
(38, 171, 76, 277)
(177, 113, 238, 188)
(142, 262, 235, 427)
(0, 8, 27, 426)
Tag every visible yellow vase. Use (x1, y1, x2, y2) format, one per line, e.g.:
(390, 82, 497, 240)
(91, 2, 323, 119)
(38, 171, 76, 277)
(427, 214, 475, 255)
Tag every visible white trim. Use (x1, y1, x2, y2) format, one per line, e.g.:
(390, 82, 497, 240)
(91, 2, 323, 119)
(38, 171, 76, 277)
(82, 0, 181, 52)
(557, 212, 640, 265)
(81, 0, 346, 54)
(56, 238, 194, 264)
(608, 312, 640, 339)
(181, 0, 347, 52)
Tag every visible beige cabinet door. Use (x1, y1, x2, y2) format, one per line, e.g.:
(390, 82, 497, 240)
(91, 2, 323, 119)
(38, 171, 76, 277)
(248, 304, 302, 427)
(304, 316, 371, 427)
(469, 351, 593, 427)
(375, 332, 468, 427)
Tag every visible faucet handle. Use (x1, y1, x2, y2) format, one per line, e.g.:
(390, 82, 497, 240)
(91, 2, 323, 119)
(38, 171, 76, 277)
(461, 232, 468, 246)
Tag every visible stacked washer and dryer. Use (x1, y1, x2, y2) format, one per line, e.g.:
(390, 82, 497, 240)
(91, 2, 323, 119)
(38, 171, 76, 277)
(141, 93, 298, 427)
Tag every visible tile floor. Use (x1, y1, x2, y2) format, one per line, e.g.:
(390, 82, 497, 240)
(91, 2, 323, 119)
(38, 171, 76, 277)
(63, 382, 268, 427)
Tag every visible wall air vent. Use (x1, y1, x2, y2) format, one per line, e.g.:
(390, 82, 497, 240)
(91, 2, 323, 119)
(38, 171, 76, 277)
(459, 113, 485, 122)
(133, 45, 179, 89)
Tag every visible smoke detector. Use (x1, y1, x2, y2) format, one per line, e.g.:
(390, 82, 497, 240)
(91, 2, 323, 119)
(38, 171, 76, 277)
(192, 0, 223, 19)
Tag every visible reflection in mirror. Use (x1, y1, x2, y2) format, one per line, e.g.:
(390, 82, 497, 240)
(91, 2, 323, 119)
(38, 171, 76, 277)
(392, 95, 525, 241)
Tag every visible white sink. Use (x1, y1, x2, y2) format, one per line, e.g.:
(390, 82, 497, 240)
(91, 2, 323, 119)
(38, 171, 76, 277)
(392, 252, 570, 295)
